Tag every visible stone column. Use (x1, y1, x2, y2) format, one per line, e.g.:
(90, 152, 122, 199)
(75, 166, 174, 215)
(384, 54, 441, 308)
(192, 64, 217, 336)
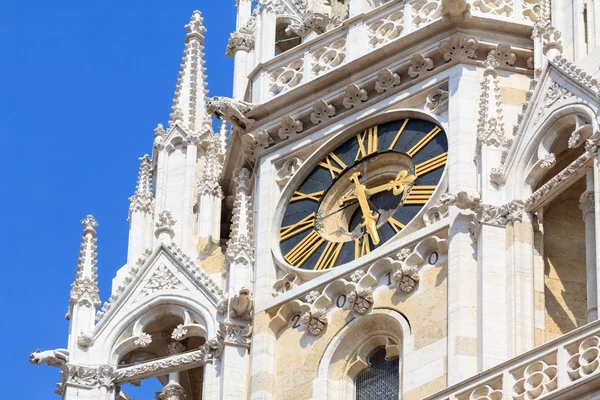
(219, 322, 252, 398)
(157, 343, 188, 400)
(581, 173, 597, 322)
(180, 137, 198, 253)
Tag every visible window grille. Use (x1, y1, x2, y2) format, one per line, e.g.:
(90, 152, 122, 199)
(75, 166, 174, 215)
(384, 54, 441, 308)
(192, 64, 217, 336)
(355, 347, 399, 400)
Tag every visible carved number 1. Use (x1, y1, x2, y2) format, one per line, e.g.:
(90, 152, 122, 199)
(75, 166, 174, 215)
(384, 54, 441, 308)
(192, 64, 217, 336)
(386, 271, 392, 286)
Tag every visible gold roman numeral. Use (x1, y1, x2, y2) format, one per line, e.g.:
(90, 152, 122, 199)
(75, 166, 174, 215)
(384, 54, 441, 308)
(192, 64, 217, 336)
(388, 119, 409, 151)
(388, 217, 405, 233)
(318, 152, 348, 180)
(314, 241, 345, 270)
(290, 191, 324, 203)
(280, 213, 316, 241)
(284, 230, 325, 267)
(355, 126, 379, 160)
(354, 234, 371, 259)
(415, 152, 448, 177)
(406, 126, 442, 157)
(404, 186, 436, 205)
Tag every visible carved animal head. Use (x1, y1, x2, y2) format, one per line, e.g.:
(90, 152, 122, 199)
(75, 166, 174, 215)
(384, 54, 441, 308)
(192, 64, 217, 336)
(28, 349, 44, 365)
(206, 96, 229, 118)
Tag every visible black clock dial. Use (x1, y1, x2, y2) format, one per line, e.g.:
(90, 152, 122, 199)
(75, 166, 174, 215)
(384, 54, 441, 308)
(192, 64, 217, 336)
(279, 118, 448, 271)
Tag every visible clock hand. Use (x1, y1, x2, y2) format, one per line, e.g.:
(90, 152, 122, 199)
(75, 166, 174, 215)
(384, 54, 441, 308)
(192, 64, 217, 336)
(364, 170, 417, 197)
(340, 172, 380, 245)
(318, 199, 358, 222)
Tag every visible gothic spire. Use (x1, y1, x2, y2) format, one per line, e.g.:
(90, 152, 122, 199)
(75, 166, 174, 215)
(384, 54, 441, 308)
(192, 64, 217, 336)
(169, 10, 212, 133)
(225, 168, 254, 263)
(128, 155, 154, 220)
(67, 215, 101, 320)
(199, 134, 225, 197)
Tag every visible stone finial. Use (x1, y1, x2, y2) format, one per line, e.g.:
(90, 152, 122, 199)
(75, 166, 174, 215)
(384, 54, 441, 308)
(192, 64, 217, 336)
(68, 215, 101, 319)
(155, 211, 176, 243)
(225, 168, 254, 264)
(129, 155, 154, 220)
(169, 10, 211, 133)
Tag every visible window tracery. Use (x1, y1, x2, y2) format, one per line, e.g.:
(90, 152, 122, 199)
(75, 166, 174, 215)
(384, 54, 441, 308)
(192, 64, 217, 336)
(355, 347, 400, 400)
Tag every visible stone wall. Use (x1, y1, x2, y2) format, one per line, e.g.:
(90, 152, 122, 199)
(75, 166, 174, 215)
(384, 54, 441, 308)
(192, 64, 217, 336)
(543, 178, 587, 342)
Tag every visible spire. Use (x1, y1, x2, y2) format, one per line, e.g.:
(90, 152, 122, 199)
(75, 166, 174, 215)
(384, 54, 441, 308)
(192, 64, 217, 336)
(128, 155, 154, 220)
(67, 215, 101, 320)
(169, 11, 212, 134)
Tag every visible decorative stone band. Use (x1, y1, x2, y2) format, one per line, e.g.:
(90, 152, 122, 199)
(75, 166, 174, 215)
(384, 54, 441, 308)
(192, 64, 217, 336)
(269, 235, 448, 336)
(423, 319, 600, 400)
(524, 148, 594, 212)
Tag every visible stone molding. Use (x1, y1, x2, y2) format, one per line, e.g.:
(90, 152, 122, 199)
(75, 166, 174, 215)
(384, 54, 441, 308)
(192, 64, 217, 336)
(225, 31, 255, 57)
(269, 235, 448, 336)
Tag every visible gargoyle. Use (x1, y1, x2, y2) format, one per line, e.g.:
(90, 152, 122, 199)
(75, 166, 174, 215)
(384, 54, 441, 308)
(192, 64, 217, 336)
(206, 96, 256, 132)
(29, 348, 69, 367)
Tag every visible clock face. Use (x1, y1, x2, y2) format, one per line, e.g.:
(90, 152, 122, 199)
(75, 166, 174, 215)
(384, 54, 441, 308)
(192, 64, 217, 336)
(279, 118, 448, 271)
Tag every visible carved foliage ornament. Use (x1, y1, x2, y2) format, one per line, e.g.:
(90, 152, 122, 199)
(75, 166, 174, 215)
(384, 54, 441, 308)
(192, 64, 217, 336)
(438, 35, 478, 62)
(375, 69, 401, 94)
(301, 308, 328, 335)
(408, 54, 434, 78)
(278, 116, 304, 139)
(140, 264, 185, 297)
(310, 100, 336, 124)
(225, 32, 255, 57)
(342, 84, 368, 109)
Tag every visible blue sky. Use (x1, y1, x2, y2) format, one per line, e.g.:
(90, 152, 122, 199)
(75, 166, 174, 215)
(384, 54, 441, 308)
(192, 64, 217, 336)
(0, 1, 235, 397)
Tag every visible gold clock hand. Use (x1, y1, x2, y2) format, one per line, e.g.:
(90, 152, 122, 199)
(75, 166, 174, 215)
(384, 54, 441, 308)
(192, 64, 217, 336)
(340, 172, 380, 245)
(364, 170, 417, 197)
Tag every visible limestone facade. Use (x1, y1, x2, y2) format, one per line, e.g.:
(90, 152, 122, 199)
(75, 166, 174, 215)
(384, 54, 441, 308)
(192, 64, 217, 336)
(29, 0, 600, 399)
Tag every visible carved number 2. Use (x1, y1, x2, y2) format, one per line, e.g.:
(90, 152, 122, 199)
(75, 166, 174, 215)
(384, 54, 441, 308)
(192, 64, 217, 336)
(291, 314, 301, 329)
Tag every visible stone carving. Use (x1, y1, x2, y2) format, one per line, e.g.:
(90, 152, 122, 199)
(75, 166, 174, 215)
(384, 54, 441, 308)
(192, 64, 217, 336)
(536, 81, 573, 124)
(441, 0, 471, 17)
(490, 43, 517, 66)
(154, 123, 166, 150)
(166, 342, 186, 355)
(343, 84, 368, 109)
(472, 0, 513, 17)
(287, 11, 331, 36)
(474, 201, 524, 232)
(522, 0, 542, 22)
(230, 287, 254, 320)
(438, 35, 478, 62)
(216, 296, 228, 315)
(225, 32, 254, 57)
(368, 10, 405, 48)
(57, 364, 115, 393)
(77, 331, 93, 348)
(567, 336, 600, 382)
(305, 290, 320, 303)
(513, 75, 539, 136)
(301, 308, 328, 335)
(220, 322, 253, 345)
(426, 88, 449, 112)
(425, 191, 481, 225)
(29, 349, 69, 367)
(396, 248, 412, 262)
(269, 59, 304, 97)
(112, 332, 223, 382)
(241, 129, 272, 161)
(375, 69, 401, 93)
(171, 325, 189, 340)
(490, 166, 507, 185)
(350, 269, 365, 283)
(525, 149, 593, 211)
(392, 265, 420, 293)
(68, 216, 101, 316)
(580, 191, 595, 216)
(568, 131, 582, 148)
(348, 287, 374, 314)
(272, 272, 299, 295)
(206, 96, 256, 132)
(311, 38, 346, 76)
(310, 100, 336, 124)
(553, 56, 600, 95)
(226, 168, 255, 266)
(155, 211, 176, 240)
(539, 153, 556, 169)
(133, 332, 152, 347)
(469, 384, 503, 400)
(278, 116, 304, 139)
(512, 360, 557, 399)
(408, 54, 434, 78)
(276, 157, 303, 186)
(141, 264, 185, 296)
(412, 0, 443, 27)
(158, 381, 188, 400)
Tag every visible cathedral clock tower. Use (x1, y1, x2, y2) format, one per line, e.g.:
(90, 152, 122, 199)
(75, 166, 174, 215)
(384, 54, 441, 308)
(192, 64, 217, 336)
(30, 0, 600, 399)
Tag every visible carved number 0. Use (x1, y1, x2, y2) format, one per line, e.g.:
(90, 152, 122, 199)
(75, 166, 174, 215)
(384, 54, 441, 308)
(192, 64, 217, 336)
(291, 314, 301, 329)
(428, 251, 439, 265)
(336, 294, 347, 308)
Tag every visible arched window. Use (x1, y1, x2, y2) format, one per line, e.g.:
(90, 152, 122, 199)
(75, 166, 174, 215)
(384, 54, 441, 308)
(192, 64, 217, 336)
(355, 347, 399, 399)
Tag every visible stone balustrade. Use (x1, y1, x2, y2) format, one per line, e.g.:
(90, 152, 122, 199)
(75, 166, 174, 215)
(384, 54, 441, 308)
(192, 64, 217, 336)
(249, 0, 541, 103)
(426, 320, 600, 399)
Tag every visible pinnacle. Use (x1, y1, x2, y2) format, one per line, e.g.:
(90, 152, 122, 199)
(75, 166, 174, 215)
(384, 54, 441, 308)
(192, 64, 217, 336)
(186, 10, 207, 40)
